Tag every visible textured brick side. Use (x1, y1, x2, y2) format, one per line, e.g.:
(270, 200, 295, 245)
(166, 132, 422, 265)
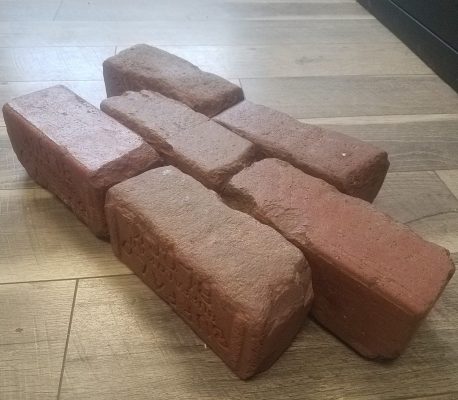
(105, 167, 313, 379)
(222, 158, 455, 359)
(214, 100, 389, 202)
(103, 44, 244, 117)
(101, 90, 256, 190)
(2, 85, 162, 237)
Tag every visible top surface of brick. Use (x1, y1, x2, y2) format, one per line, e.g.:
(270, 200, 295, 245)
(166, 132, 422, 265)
(214, 100, 389, 201)
(225, 158, 454, 316)
(101, 90, 209, 141)
(103, 44, 244, 117)
(4, 85, 150, 172)
(107, 166, 309, 316)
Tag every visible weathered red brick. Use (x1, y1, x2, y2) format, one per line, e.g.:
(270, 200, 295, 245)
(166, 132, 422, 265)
(101, 90, 256, 190)
(105, 166, 313, 379)
(223, 158, 455, 359)
(2, 85, 161, 237)
(214, 100, 389, 201)
(103, 44, 244, 117)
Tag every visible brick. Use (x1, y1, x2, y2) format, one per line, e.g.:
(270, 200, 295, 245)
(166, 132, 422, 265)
(2, 85, 161, 238)
(223, 158, 455, 359)
(101, 90, 256, 190)
(214, 100, 389, 201)
(105, 167, 313, 379)
(103, 44, 244, 117)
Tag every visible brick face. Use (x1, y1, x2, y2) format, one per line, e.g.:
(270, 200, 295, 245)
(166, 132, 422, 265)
(101, 90, 256, 190)
(222, 158, 455, 358)
(105, 166, 313, 379)
(103, 44, 244, 117)
(2, 85, 161, 237)
(214, 100, 389, 202)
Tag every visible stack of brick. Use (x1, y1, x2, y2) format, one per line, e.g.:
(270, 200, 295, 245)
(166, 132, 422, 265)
(104, 44, 389, 202)
(100, 90, 256, 191)
(2, 44, 454, 380)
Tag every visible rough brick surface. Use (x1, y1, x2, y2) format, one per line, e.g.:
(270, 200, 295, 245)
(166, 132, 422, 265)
(3, 85, 161, 237)
(102, 90, 256, 190)
(223, 158, 455, 359)
(105, 167, 313, 379)
(214, 100, 389, 201)
(103, 44, 244, 117)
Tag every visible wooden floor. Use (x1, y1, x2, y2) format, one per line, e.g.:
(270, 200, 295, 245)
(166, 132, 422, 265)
(1, 1, 457, 399)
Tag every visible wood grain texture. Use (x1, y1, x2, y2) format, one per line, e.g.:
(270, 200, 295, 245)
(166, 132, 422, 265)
(409, 213, 458, 254)
(59, 275, 458, 400)
(0, 188, 130, 283)
(373, 171, 458, 224)
(54, 0, 371, 21)
(301, 113, 458, 125)
(437, 170, 458, 199)
(0, 47, 114, 82)
(0, 280, 76, 400)
(0, 0, 61, 21)
(115, 42, 432, 79)
(0, 19, 397, 47)
(311, 118, 458, 171)
(373, 171, 458, 255)
(241, 75, 458, 118)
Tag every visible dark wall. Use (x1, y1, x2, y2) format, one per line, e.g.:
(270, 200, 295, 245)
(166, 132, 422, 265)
(358, 0, 458, 92)
(393, 0, 458, 49)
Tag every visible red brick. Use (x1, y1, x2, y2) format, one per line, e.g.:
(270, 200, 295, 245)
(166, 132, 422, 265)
(103, 44, 244, 117)
(214, 100, 389, 201)
(105, 166, 313, 379)
(101, 90, 256, 190)
(2, 85, 161, 238)
(223, 158, 455, 358)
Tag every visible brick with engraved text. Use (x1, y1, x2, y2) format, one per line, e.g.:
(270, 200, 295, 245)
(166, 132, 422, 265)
(2, 85, 161, 237)
(105, 166, 313, 379)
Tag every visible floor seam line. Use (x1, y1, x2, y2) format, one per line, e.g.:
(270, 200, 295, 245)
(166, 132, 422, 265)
(56, 279, 79, 400)
(52, 0, 64, 21)
(434, 170, 458, 202)
(0, 273, 134, 286)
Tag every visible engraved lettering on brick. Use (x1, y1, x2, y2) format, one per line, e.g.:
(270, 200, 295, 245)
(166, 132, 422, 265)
(117, 214, 238, 352)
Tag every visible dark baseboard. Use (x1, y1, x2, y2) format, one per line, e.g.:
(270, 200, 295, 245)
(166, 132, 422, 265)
(358, 0, 458, 93)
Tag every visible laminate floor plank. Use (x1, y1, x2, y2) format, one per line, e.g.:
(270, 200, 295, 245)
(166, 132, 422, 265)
(114, 42, 432, 79)
(311, 118, 458, 172)
(373, 171, 458, 224)
(409, 213, 458, 254)
(436, 170, 458, 200)
(0, 188, 130, 284)
(0, 0, 61, 21)
(55, 0, 372, 21)
(241, 75, 458, 118)
(0, 47, 114, 82)
(0, 280, 76, 400)
(0, 19, 397, 47)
